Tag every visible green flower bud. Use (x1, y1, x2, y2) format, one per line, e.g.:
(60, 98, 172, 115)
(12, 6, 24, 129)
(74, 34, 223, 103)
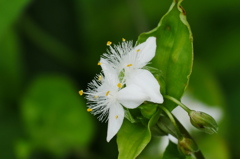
(178, 137, 198, 156)
(189, 110, 218, 134)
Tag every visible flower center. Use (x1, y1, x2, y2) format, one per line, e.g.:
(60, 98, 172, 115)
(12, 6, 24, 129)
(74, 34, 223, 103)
(127, 64, 133, 67)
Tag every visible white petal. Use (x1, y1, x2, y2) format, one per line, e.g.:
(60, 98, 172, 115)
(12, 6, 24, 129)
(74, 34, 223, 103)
(107, 102, 124, 142)
(134, 37, 156, 68)
(100, 58, 114, 76)
(127, 69, 163, 103)
(117, 84, 149, 108)
(100, 58, 119, 83)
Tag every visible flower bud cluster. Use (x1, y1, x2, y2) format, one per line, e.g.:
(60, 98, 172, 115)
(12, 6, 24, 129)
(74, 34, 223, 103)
(178, 137, 198, 156)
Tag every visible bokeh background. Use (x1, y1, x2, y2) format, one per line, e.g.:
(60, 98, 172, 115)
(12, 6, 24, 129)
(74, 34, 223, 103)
(0, 0, 239, 158)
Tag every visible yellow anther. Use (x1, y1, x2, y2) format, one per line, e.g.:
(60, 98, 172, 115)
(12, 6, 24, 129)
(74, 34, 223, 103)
(136, 49, 140, 52)
(87, 108, 92, 112)
(94, 96, 98, 98)
(127, 64, 133, 67)
(106, 91, 110, 96)
(117, 83, 122, 88)
(97, 62, 101, 65)
(98, 75, 102, 80)
(115, 115, 118, 119)
(122, 38, 126, 42)
(106, 41, 112, 46)
(79, 90, 84, 96)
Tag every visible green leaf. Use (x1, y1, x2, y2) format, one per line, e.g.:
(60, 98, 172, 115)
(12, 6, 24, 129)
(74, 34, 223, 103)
(0, 0, 31, 39)
(21, 75, 95, 156)
(139, 102, 158, 119)
(137, 0, 193, 111)
(117, 120, 150, 159)
(117, 111, 160, 159)
(162, 141, 186, 159)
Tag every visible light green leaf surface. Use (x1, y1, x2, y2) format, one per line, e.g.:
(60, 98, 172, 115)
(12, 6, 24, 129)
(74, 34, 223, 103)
(138, 0, 193, 111)
(21, 75, 95, 156)
(0, 0, 30, 39)
(117, 111, 160, 159)
(117, 120, 150, 159)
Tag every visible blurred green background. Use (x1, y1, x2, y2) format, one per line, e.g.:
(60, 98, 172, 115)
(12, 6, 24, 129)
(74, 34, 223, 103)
(0, 0, 239, 158)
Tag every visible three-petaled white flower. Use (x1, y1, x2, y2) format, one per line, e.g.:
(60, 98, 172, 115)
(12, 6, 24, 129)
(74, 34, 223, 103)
(102, 37, 163, 103)
(82, 37, 163, 142)
(85, 60, 150, 142)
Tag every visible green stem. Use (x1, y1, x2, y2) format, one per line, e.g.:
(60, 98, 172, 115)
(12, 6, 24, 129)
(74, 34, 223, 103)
(159, 106, 182, 138)
(164, 95, 191, 113)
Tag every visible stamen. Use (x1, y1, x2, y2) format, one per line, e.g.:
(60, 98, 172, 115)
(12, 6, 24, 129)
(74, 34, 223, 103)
(87, 108, 92, 112)
(127, 64, 133, 67)
(106, 91, 110, 96)
(115, 115, 118, 119)
(97, 62, 101, 65)
(106, 41, 112, 46)
(117, 83, 122, 88)
(79, 90, 84, 96)
(136, 49, 140, 52)
(122, 38, 126, 42)
(94, 96, 98, 98)
(98, 75, 102, 80)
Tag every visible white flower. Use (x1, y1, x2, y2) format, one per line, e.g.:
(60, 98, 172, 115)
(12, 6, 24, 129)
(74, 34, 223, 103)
(81, 37, 164, 142)
(102, 37, 163, 103)
(85, 60, 150, 142)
